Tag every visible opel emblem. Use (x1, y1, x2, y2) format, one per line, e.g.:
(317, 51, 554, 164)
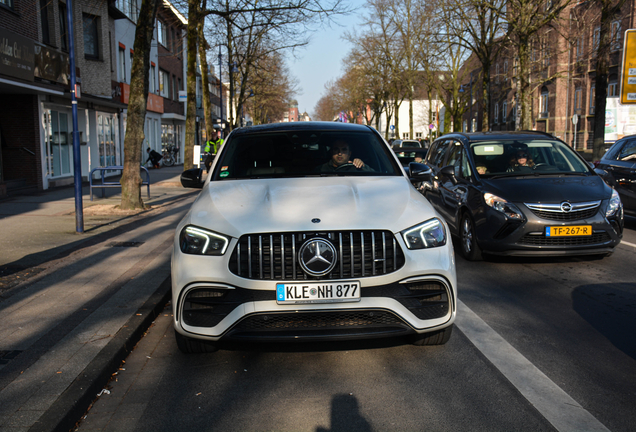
(299, 238, 337, 276)
(560, 202, 572, 212)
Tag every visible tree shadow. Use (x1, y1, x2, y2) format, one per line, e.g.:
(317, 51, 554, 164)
(572, 282, 636, 361)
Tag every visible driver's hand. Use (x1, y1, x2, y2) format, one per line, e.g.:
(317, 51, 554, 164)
(352, 158, 364, 168)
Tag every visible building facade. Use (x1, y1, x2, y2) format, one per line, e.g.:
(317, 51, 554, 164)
(463, 1, 636, 155)
(0, 0, 192, 198)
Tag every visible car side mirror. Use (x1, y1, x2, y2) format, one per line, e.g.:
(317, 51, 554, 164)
(440, 165, 457, 184)
(409, 162, 433, 183)
(180, 168, 204, 189)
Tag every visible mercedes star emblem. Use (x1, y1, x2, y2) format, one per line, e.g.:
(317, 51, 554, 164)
(298, 238, 337, 276)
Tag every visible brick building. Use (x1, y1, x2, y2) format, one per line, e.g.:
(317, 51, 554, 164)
(0, 0, 195, 197)
(461, 0, 636, 155)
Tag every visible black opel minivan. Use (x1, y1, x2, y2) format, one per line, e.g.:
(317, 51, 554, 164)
(420, 131, 623, 260)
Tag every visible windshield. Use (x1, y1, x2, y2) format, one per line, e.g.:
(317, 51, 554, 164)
(212, 130, 402, 180)
(470, 139, 592, 177)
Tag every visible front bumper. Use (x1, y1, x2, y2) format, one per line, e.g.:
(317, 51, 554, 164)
(475, 203, 623, 256)
(173, 277, 456, 343)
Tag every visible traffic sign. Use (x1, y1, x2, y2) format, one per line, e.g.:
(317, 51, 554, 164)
(572, 114, 578, 125)
(620, 30, 636, 104)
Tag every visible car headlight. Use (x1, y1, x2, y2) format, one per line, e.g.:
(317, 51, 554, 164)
(401, 218, 446, 249)
(179, 226, 230, 255)
(606, 189, 622, 217)
(484, 193, 524, 220)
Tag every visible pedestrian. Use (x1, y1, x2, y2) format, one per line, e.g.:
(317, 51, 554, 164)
(145, 148, 163, 169)
(204, 130, 224, 171)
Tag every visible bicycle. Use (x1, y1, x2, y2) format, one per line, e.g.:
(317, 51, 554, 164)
(162, 145, 179, 167)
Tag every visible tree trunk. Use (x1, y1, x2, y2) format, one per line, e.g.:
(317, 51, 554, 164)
(409, 93, 414, 139)
(198, 19, 215, 147)
(592, 5, 612, 162)
(120, 0, 161, 210)
(183, 0, 199, 170)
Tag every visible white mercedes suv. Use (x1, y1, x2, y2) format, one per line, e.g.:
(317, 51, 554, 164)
(172, 122, 456, 353)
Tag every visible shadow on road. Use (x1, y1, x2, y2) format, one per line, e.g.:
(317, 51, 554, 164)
(572, 282, 636, 361)
(316, 394, 373, 432)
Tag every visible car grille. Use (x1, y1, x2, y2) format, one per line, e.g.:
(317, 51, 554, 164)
(226, 310, 413, 340)
(519, 231, 611, 246)
(525, 201, 600, 221)
(229, 231, 405, 280)
(182, 287, 275, 328)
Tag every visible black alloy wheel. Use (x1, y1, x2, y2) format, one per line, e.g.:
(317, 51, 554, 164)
(460, 213, 483, 261)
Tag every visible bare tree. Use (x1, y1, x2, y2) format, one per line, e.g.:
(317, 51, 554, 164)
(248, 49, 298, 124)
(504, 0, 572, 130)
(439, 0, 507, 131)
(590, 0, 629, 161)
(120, 0, 162, 210)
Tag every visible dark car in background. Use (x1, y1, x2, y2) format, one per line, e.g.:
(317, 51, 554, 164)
(595, 136, 636, 217)
(421, 131, 623, 260)
(392, 139, 426, 149)
(392, 147, 428, 169)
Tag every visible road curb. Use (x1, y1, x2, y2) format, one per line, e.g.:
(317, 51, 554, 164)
(28, 277, 172, 432)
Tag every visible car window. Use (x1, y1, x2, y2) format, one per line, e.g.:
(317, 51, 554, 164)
(428, 140, 450, 168)
(445, 141, 462, 167)
(469, 139, 591, 176)
(460, 149, 473, 178)
(212, 130, 401, 179)
(619, 139, 636, 161)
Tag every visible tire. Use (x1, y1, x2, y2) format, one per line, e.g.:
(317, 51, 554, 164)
(410, 325, 453, 346)
(459, 213, 483, 261)
(163, 155, 175, 167)
(174, 330, 218, 353)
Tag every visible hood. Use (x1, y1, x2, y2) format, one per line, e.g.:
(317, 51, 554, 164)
(186, 176, 436, 238)
(482, 175, 610, 203)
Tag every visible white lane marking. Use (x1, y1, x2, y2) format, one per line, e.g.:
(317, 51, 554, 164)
(456, 300, 610, 432)
(620, 240, 636, 249)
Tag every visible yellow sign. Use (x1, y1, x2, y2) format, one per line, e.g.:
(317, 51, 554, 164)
(621, 30, 636, 104)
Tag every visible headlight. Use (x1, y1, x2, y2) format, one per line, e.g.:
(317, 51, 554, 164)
(606, 189, 622, 217)
(401, 218, 446, 249)
(179, 226, 230, 255)
(484, 193, 524, 220)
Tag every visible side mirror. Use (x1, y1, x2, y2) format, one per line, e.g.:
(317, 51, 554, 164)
(440, 165, 458, 184)
(180, 168, 204, 189)
(409, 162, 433, 183)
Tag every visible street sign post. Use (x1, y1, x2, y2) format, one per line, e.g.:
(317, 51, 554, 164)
(572, 114, 579, 149)
(620, 29, 636, 104)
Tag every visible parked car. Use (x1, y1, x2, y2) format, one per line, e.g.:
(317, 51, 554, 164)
(392, 139, 426, 149)
(173, 122, 456, 353)
(421, 131, 623, 260)
(594, 135, 636, 217)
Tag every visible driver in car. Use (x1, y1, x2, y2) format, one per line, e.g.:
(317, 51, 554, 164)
(318, 140, 373, 172)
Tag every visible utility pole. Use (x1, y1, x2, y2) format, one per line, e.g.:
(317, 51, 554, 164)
(67, 0, 83, 233)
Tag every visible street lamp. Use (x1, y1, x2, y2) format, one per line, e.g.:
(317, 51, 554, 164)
(218, 46, 223, 137)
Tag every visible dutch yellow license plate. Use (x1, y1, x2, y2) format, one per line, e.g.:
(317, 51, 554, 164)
(546, 225, 592, 237)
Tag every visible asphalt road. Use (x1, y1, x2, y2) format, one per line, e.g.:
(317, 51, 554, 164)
(74, 218, 636, 432)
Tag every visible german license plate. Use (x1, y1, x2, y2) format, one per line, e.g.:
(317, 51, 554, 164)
(546, 225, 592, 237)
(276, 281, 361, 304)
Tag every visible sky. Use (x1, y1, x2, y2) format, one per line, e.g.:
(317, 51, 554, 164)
(290, 0, 366, 117)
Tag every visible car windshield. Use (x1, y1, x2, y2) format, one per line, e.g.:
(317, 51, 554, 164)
(470, 139, 592, 177)
(212, 130, 402, 180)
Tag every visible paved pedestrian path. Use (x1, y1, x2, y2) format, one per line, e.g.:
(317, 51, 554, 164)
(0, 165, 200, 431)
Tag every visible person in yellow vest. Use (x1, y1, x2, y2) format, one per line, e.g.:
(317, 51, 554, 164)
(204, 130, 224, 171)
